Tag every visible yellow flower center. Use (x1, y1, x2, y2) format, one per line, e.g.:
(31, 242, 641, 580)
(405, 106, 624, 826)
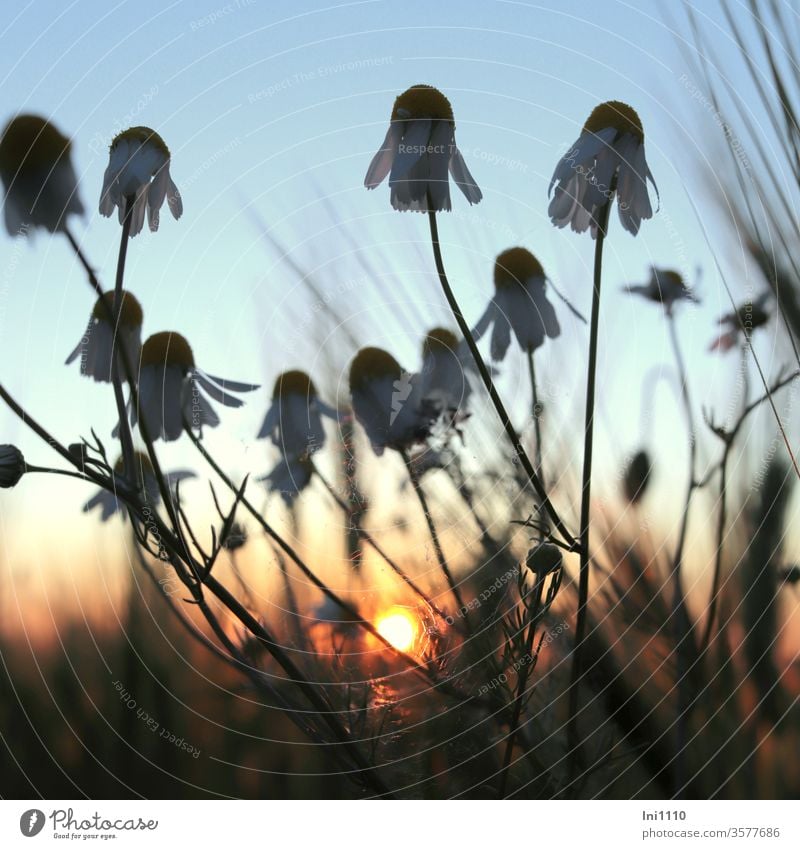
(423, 327, 458, 356)
(583, 101, 644, 141)
(92, 290, 143, 328)
(140, 332, 194, 369)
(494, 247, 545, 290)
(113, 451, 155, 480)
(110, 126, 170, 157)
(391, 84, 454, 124)
(0, 115, 71, 176)
(273, 369, 317, 399)
(349, 347, 401, 390)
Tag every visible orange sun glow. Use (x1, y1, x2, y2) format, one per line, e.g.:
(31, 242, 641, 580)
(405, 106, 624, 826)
(375, 607, 418, 652)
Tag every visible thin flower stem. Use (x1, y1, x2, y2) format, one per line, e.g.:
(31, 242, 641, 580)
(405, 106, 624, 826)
(111, 200, 135, 479)
(24, 464, 93, 482)
(64, 226, 103, 297)
(666, 310, 697, 798)
(700, 369, 800, 652)
(310, 459, 450, 623)
(527, 349, 545, 492)
(63, 222, 187, 554)
(702, 456, 728, 650)
(401, 448, 467, 617)
(427, 207, 577, 553)
(566, 192, 614, 786)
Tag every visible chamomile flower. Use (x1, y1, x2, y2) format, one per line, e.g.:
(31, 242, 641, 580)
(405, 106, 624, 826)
(364, 84, 482, 212)
(83, 451, 194, 521)
(0, 114, 84, 235)
(709, 293, 771, 352)
(548, 101, 657, 236)
(0, 445, 26, 488)
(625, 267, 698, 313)
(349, 347, 436, 456)
(420, 328, 476, 422)
(65, 290, 143, 383)
(257, 370, 339, 458)
(128, 332, 258, 442)
(99, 127, 182, 237)
(472, 248, 561, 361)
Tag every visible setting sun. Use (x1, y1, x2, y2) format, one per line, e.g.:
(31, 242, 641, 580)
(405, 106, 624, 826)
(375, 607, 418, 652)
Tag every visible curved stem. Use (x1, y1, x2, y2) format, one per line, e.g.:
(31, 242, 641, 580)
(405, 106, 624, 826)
(111, 201, 135, 478)
(23, 464, 93, 482)
(701, 454, 728, 652)
(64, 226, 103, 297)
(401, 448, 466, 617)
(427, 208, 577, 552)
(566, 194, 613, 786)
(666, 310, 699, 799)
(527, 349, 545, 495)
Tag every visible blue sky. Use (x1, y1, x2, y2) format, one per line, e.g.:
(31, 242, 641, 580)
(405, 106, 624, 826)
(0, 0, 795, 580)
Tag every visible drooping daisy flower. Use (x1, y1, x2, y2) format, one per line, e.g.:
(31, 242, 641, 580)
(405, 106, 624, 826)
(364, 84, 482, 212)
(83, 451, 194, 521)
(709, 293, 771, 352)
(349, 347, 436, 456)
(472, 248, 561, 361)
(548, 101, 657, 236)
(65, 290, 143, 383)
(99, 127, 182, 237)
(0, 114, 84, 235)
(625, 267, 698, 313)
(0, 444, 25, 488)
(129, 332, 258, 442)
(419, 328, 476, 422)
(257, 370, 339, 458)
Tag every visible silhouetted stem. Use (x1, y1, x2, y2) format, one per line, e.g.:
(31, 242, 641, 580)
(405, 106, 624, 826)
(401, 448, 466, 617)
(666, 310, 698, 798)
(566, 192, 613, 786)
(527, 349, 545, 493)
(111, 201, 136, 479)
(427, 207, 577, 553)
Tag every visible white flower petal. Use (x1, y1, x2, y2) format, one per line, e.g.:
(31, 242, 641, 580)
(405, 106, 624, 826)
(449, 146, 482, 204)
(364, 122, 403, 188)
